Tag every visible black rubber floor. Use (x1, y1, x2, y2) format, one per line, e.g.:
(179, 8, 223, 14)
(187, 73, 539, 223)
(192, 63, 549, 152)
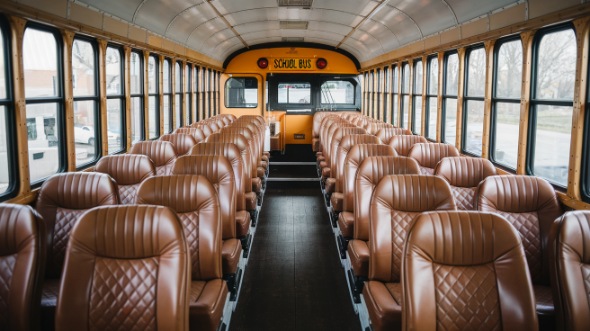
(231, 181, 360, 331)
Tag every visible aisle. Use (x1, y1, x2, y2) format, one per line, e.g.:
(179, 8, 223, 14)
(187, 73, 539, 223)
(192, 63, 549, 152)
(231, 181, 360, 331)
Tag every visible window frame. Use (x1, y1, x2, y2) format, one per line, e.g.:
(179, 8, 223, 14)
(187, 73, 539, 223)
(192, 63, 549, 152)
(441, 50, 459, 145)
(0, 16, 18, 200)
(72, 35, 101, 168)
(461, 44, 486, 157)
(105, 44, 126, 155)
(129, 49, 145, 143)
(425, 54, 439, 141)
(174, 60, 183, 128)
(391, 64, 399, 126)
(526, 23, 576, 188)
(411, 58, 423, 135)
(400, 62, 411, 129)
(147, 53, 160, 139)
(489, 35, 522, 171)
(24, 22, 66, 187)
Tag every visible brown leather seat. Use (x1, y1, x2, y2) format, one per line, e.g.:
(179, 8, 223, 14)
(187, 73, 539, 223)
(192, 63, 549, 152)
(434, 156, 497, 210)
(401, 210, 538, 331)
(363, 174, 455, 329)
(375, 127, 411, 144)
(329, 134, 385, 216)
(366, 121, 393, 135)
(0, 204, 46, 331)
(320, 121, 356, 180)
(313, 111, 342, 152)
(160, 133, 198, 156)
(35, 172, 119, 329)
(170, 156, 244, 293)
(135, 176, 228, 330)
(407, 142, 460, 174)
(315, 114, 342, 159)
(55, 205, 192, 331)
(206, 132, 259, 214)
(193, 123, 214, 137)
(550, 210, 590, 331)
(325, 127, 368, 197)
(95, 154, 156, 204)
(222, 126, 265, 180)
(177, 127, 207, 142)
(336, 144, 397, 242)
(388, 134, 427, 156)
(478, 175, 563, 328)
(129, 140, 177, 175)
(190, 142, 252, 238)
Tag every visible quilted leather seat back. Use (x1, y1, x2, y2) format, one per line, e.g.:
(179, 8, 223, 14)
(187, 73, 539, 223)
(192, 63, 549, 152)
(550, 211, 590, 331)
(313, 112, 341, 151)
(171, 155, 236, 240)
(207, 133, 252, 192)
(319, 116, 345, 155)
(366, 122, 392, 135)
(195, 123, 213, 137)
(388, 134, 427, 156)
(0, 204, 45, 331)
(369, 174, 456, 283)
(342, 142, 392, 211)
(190, 142, 246, 211)
(354, 157, 421, 241)
(95, 154, 156, 204)
(403, 211, 538, 331)
(56, 205, 190, 331)
(330, 128, 368, 181)
(478, 175, 562, 285)
(220, 128, 257, 178)
(375, 127, 412, 144)
(129, 140, 177, 176)
(136, 175, 222, 281)
(160, 133, 198, 156)
(434, 156, 497, 210)
(36, 172, 119, 278)
(408, 143, 460, 174)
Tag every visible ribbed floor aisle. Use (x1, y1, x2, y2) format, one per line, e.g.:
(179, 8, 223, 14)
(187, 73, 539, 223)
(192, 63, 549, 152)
(231, 180, 360, 331)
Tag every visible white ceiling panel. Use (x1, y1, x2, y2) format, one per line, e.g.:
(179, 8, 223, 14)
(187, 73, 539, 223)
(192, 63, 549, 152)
(76, 0, 143, 22)
(134, 0, 196, 36)
(447, 0, 519, 23)
(75, 0, 524, 65)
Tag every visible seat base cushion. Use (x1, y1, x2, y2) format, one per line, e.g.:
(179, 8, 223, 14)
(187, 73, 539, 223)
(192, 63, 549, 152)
(348, 239, 369, 278)
(330, 192, 343, 212)
(325, 178, 336, 195)
(190, 279, 228, 331)
(245, 192, 257, 211)
(222, 239, 242, 274)
(337, 212, 354, 239)
(363, 281, 402, 331)
(236, 210, 251, 238)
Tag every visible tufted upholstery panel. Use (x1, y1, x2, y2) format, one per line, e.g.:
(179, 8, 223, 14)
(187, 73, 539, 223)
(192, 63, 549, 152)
(95, 154, 156, 204)
(129, 140, 177, 176)
(402, 211, 538, 331)
(55, 205, 191, 331)
(160, 133, 198, 156)
(388, 134, 427, 156)
(550, 211, 590, 331)
(0, 204, 45, 331)
(375, 127, 412, 144)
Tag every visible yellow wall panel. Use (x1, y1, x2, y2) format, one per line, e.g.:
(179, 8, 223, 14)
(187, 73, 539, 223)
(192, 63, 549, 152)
(284, 115, 313, 145)
(103, 15, 128, 38)
(69, 3, 102, 30)
(128, 25, 147, 44)
(19, 0, 67, 18)
(490, 3, 526, 30)
(461, 18, 489, 39)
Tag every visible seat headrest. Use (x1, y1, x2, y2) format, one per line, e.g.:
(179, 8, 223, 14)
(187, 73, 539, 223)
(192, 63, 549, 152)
(95, 154, 155, 185)
(36, 172, 119, 210)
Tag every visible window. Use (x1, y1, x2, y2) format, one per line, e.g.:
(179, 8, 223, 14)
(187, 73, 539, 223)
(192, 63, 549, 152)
(376, 68, 381, 119)
(163, 58, 172, 133)
(462, 46, 486, 156)
(194, 66, 200, 121)
(106, 45, 124, 154)
(0, 19, 16, 198)
(363, 72, 369, 115)
(147, 55, 159, 139)
(226, 77, 258, 108)
(401, 63, 410, 129)
(175, 61, 183, 128)
(426, 55, 439, 141)
(130, 51, 144, 143)
(72, 37, 99, 168)
(185, 64, 192, 124)
(278, 83, 311, 104)
(528, 26, 576, 187)
(321, 81, 354, 105)
(491, 37, 522, 169)
(442, 52, 459, 145)
(383, 66, 390, 123)
(24, 25, 64, 183)
(412, 59, 423, 135)
(391, 65, 399, 126)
